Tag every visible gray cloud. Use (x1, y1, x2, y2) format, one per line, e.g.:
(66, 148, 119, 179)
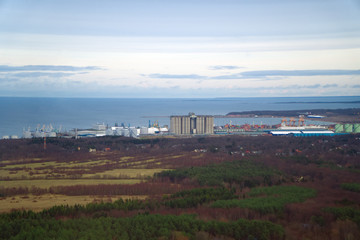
(209, 65, 242, 70)
(0, 65, 103, 72)
(240, 69, 360, 77)
(323, 84, 338, 88)
(147, 69, 360, 81)
(211, 70, 360, 79)
(147, 73, 206, 79)
(147, 73, 244, 80)
(212, 74, 242, 80)
(256, 84, 348, 90)
(11, 72, 81, 78)
(303, 84, 321, 89)
(258, 84, 323, 90)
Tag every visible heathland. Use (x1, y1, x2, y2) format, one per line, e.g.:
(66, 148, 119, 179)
(1, 134, 360, 239)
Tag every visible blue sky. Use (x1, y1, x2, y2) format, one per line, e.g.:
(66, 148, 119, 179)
(0, 0, 359, 97)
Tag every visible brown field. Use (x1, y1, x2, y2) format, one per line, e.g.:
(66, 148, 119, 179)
(0, 141, 201, 212)
(0, 148, 186, 211)
(0, 152, 173, 181)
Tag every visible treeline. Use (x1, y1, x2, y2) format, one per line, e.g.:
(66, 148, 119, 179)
(0, 182, 193, 197)
(0, 213, 284, 240)
(156, 160, 285, 187)
(211, 185, 317, 215)
(163, 187, 237, 208)
(3, 133, 360, 161)
(0, 188, 238, 214)
(2, 188, 236, 219)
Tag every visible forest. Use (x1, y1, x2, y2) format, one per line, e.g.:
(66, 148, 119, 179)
(0, 134, 360, 239)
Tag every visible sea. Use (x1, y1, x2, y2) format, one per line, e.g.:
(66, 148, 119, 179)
(1, 96, 360, 138)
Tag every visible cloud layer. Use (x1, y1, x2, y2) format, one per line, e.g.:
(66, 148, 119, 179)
(1, 1, 359, 98)
(209, 65, 242, 70)
(148, 73, 206, 79)
(0, 65, 102, 81)
(147, 69, 360, 80)
(0, 65, 102, 72)
(240, 70, 360, 77)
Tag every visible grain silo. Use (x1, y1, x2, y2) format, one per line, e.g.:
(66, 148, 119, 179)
(170, 113, 214, 135)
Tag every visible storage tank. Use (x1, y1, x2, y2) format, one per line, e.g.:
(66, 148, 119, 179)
(122, 128, 130, 137)
(23, 130, 32, 138)
(354, 124, 360, 133)
(34, 131, 45, 138)
(47, 132, 57, 137)
(114, 127, 123, 136)
(344, 124, 353, 133)
(335, 124, 344, 133)
(140, 127, 148, 135)
(129, 127, 139, 137)
(160, 127, 169, 132)
(106, 128, 114, 136)
(147, 127, 160, 134)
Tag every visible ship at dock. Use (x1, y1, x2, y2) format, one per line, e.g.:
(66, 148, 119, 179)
(277, 117, 327, 131)
(214, 116, 333, 136)
(271, 118, 333, 136)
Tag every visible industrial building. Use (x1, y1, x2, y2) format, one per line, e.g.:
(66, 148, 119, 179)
(170, 113, 214, 135)
(334, 123, 360, 133)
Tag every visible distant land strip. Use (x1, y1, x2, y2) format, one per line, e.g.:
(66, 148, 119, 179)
(227, 108, 360, 116)
(141, 116, 170, 118)
(142, 109, 360, 120)
(275, 101, 360, 104)
(226, 108, 360, 123)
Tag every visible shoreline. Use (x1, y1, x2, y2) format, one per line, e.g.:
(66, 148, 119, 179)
(225, 108, 360, 124)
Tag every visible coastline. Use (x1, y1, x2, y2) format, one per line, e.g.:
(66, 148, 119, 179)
(225, 108, 360, 124)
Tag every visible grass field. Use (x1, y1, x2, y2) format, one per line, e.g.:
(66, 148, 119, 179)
(0, 194, 147, 213)
(82, 168, 167, 179)
(0, 179, 141, 188)
(0, 150, 224, 212)
(1, 154, 173, 180)
(0, 152, 179, 212)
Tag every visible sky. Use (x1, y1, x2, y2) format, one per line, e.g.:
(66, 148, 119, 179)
(0, 0, 359, 98)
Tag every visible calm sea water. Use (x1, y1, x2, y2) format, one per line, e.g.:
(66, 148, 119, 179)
(1, 96, 360, 137)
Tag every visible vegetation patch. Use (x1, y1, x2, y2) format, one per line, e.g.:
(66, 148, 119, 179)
(324, 207, 360, 226)
(162, 187, 237, 208)
(212, 185, 317, 214)
(341, 183, 360, 193)
(0, 182, 187, 197)
(0, 179, 140, 189)
(82, 168, 167, 179)
(0, 213, 284, 240)
(156, 160, 284, 187)
(0, 194, 146, 213)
